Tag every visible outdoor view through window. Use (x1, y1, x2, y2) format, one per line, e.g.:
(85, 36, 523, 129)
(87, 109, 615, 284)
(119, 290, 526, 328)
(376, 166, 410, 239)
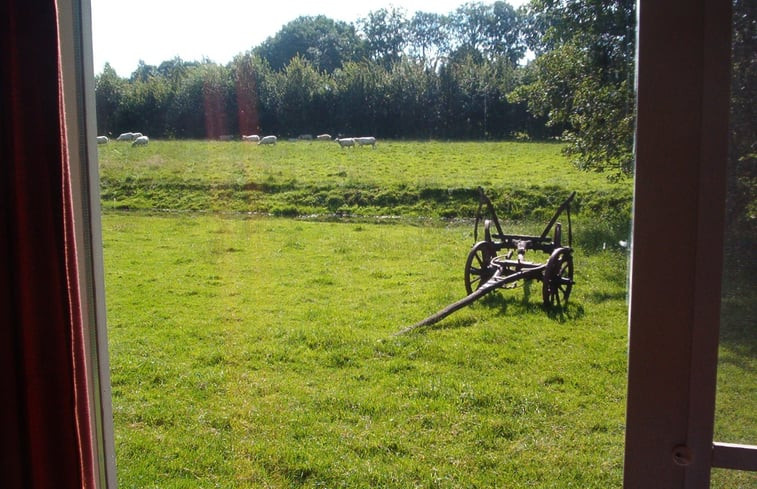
(88, 0, 745, 487)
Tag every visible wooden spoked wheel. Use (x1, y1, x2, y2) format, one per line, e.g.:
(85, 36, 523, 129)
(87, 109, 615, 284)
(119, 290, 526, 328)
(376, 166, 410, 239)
(542, 247, 574, 306)
(464, 241, 497, 295)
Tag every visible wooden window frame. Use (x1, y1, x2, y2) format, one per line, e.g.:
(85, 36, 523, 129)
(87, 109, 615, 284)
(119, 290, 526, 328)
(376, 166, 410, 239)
(625, 0, 756, 487)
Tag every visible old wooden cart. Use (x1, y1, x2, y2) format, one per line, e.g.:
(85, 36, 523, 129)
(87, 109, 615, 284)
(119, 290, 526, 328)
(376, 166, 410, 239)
(398, 188, 576, 334)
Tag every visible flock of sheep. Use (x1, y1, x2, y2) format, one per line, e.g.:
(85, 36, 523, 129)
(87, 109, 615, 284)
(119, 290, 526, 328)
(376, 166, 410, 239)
(96, 132, 377, 148)
(96, 132, 148, 146)
(241, 133, 377, 148)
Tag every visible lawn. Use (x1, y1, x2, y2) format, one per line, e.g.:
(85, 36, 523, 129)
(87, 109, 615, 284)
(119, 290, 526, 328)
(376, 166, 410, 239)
(100, 140, 753, 487)
(103, 213, 629, 488)
(97, 140, 631, 222)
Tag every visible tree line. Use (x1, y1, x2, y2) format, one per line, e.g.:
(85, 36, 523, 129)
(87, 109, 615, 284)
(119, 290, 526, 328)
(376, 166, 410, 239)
(97, 1, 636, 176)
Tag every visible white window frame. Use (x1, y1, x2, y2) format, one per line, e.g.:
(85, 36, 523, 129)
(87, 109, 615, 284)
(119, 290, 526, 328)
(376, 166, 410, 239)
(58, 0, 117, 486)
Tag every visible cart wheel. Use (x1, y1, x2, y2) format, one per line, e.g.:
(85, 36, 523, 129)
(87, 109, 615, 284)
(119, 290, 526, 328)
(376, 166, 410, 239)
(465, 241, 496, 295)
(542, 247, 574, 307)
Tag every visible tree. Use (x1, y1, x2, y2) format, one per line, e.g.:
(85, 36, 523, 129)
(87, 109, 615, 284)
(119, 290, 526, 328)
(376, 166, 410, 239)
(130, 60, 158, 83)
(94, 63, 125, 135)
(449, 2, 492, 55)
(255, 16, 365, 73)
(332, 61, 388, 135)
(485, 1, 526, 64)
(167, 63, 234, 138)
(230, 53, 266, 136)
(407, 11, 451, 68)
(277, 55, 328, 135)
(386, 59, 440, 138)
(511, 0, 636, 177)
(359, 7, 409, 68)
(726, 0, 757, 233)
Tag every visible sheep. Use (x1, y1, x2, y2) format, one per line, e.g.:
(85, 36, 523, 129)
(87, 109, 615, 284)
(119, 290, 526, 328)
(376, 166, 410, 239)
(242, 134, 260, 142)
(258, 135, 277, 145)
(96, 136, 109, 144)
(132, 132, 143, 138)
(116, 132, 135, 141)
(131, 135, 149, 146)
(355, 136, 376, 148)
(316, 134, 332, 141)
(336, 138, 355, 148)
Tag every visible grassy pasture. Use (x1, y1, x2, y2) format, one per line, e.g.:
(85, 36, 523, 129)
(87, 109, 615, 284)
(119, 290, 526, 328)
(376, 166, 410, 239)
(100, 140, 754, 487)
(104, 214, 629, 488)
(98, 140, 631, 226)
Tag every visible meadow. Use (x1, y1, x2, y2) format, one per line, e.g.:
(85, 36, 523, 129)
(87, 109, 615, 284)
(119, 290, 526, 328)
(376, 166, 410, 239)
(98, 140, 631, 228)
(98, 140, 753, 488)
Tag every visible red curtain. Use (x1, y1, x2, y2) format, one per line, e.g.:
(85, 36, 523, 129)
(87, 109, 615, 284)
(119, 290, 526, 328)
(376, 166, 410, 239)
(1, 1, 96, 488)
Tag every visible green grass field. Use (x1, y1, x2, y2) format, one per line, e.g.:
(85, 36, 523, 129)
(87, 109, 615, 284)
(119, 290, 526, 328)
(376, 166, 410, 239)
(98, 140, 631, 223)
(99, 140, 754, 487)
(104, 214, 629, 488)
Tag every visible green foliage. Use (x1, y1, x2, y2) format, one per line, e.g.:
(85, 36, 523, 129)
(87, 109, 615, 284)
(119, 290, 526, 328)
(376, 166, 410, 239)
(94, 3, 538, 142)
(512, 0, 636, 178)
(255, 15, 366, 73)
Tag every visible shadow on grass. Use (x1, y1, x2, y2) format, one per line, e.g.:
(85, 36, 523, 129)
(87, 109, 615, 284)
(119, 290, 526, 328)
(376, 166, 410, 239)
(587, 290, 628, 303)
(426, 316, 479, 333)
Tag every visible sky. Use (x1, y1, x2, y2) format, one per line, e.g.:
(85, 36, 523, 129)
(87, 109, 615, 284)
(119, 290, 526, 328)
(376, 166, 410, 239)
(91, 0, 528, 76)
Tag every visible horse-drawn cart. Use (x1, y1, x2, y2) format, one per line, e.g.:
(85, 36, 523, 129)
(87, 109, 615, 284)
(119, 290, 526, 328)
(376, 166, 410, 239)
(398, 188, 576, 334)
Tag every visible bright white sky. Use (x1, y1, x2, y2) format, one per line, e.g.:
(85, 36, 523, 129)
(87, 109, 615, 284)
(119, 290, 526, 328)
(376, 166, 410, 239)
(91, 0, 528, 76)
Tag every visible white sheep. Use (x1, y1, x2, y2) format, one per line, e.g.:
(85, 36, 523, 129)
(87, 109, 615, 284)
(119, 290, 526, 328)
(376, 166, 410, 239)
(316, 134, 332, 141)
(96, 136, 109, 144)
(258, 135, 277, 145)
(355, 136, 376, 148)
(116, 132, 134, 141)
(131, 135, 149, 146)
(336, 138, 355, 148)
(242, 134, 260, 142)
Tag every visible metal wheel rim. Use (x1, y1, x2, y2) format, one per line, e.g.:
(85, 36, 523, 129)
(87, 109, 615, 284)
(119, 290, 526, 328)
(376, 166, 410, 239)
(542, 248, 574, 306)
(464, 241, 496, 295)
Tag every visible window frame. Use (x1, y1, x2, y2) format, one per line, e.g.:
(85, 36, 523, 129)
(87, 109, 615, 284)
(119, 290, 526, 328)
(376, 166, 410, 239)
(58, 0, 117, 486)
(61, 0, 754, 487)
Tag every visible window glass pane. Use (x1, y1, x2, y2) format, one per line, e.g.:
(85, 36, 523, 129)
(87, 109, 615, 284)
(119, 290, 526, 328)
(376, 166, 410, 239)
(712, 0, 756, 486)
(92, 1, 635, 486)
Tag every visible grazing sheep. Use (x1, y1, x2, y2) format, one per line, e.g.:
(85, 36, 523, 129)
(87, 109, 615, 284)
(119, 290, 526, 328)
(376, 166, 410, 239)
(96, 136, 109, 144)
(116, 132, 135, 141)
(258, 135, 277, 145)
(131, 135, 149, 146)
(336, 138, 355, 148)
(242, 134, 260, 142)
(355, 136, 376, 148)
(131, 132, 143, 138)
(316, 134, 332, 141)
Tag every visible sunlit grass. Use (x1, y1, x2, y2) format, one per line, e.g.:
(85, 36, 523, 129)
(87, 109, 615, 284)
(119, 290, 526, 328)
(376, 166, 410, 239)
(97, 140, 631, 220)
(104, 213, 629, 488)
